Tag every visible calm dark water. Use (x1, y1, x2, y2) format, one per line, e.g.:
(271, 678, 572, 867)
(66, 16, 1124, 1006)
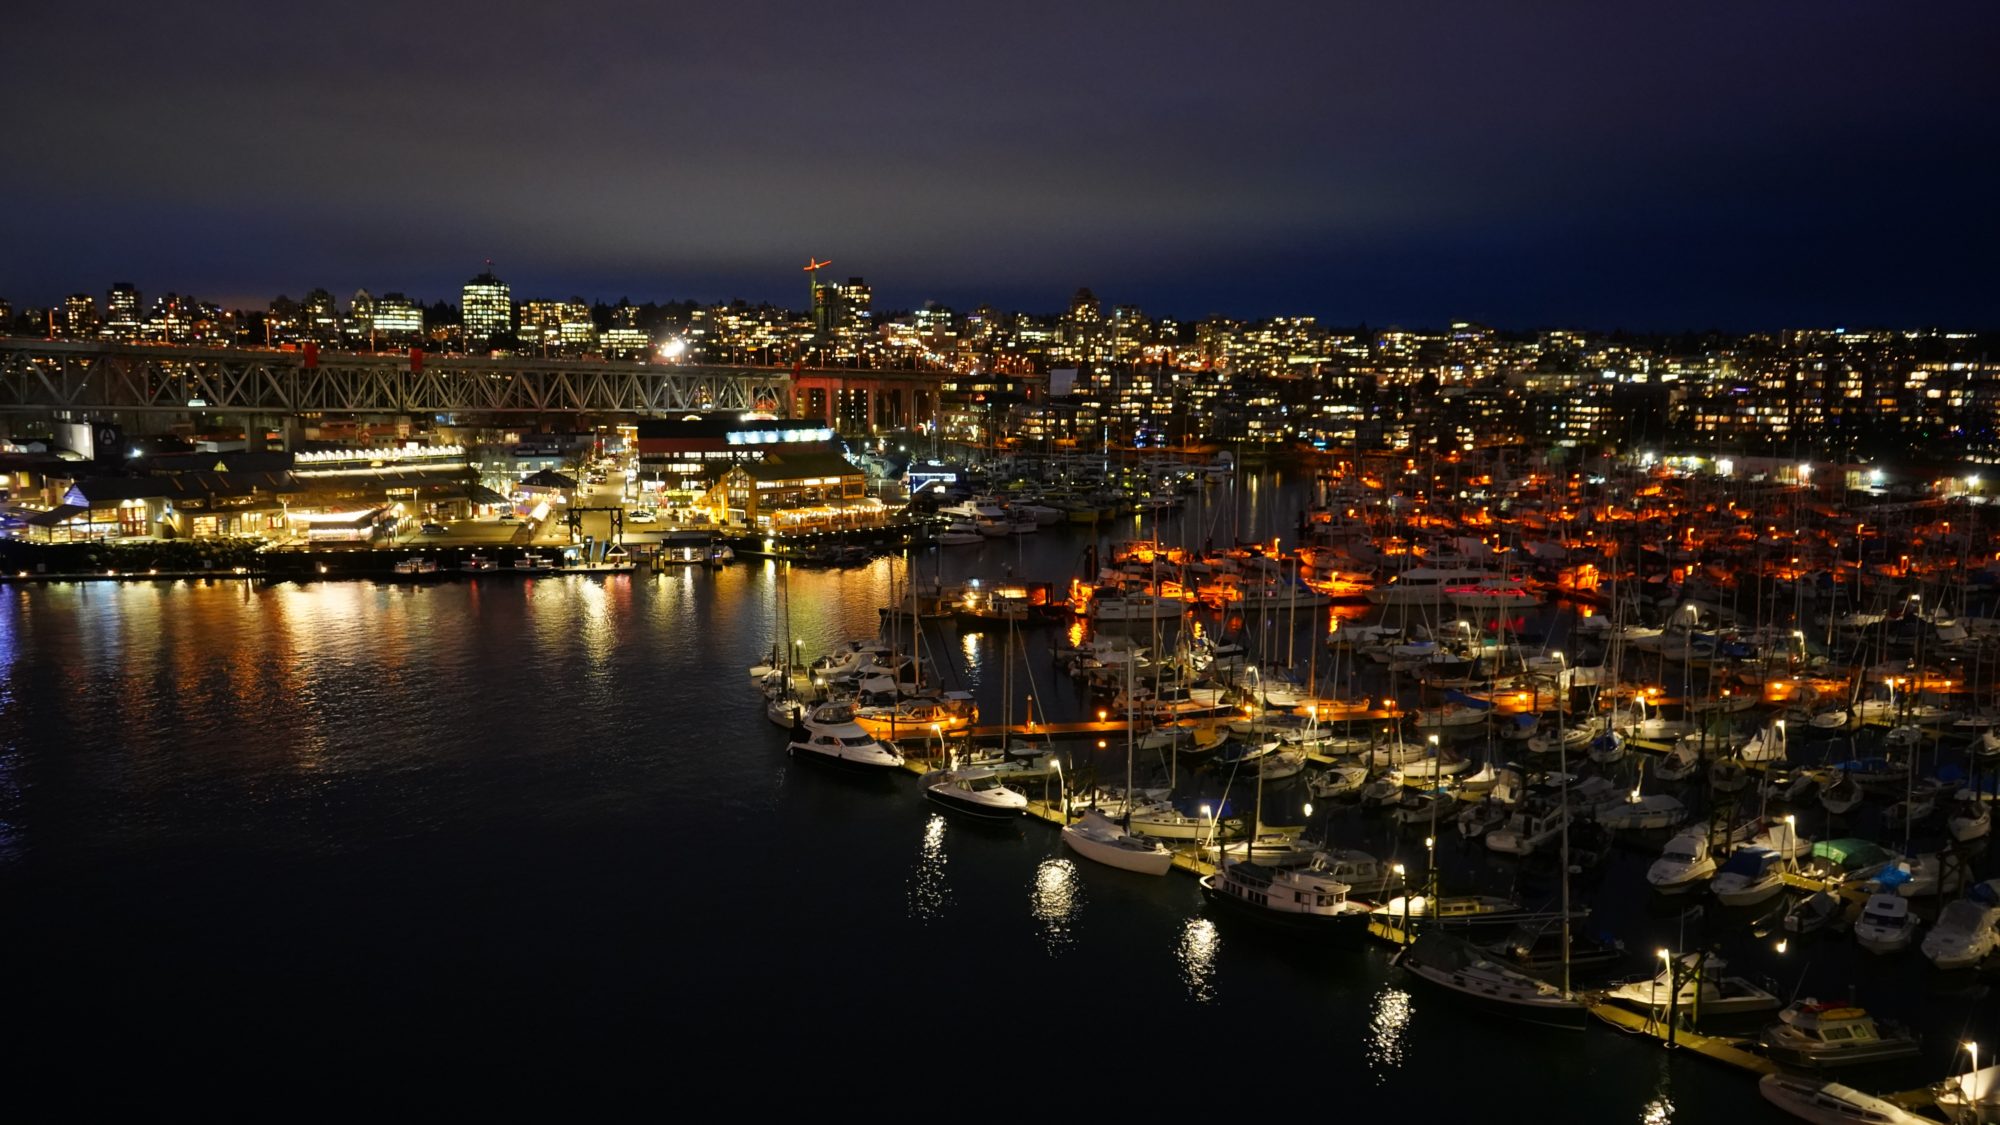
(0, 476, 1986, 1113)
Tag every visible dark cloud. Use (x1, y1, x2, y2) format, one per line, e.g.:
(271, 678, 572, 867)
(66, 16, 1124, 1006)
(4, 1, 1996, 327)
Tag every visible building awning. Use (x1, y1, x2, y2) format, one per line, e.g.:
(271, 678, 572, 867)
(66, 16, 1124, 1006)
(300, 507, 385, 529)
(519, 469, 577, 490)
(24, 504, 87, 527)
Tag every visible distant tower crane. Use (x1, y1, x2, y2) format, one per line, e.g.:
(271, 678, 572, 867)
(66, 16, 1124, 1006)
(804, 257, 832, 305)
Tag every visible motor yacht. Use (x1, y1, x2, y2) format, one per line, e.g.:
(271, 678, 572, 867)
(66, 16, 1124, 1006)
(924, 770, 1029, 819)
(1597, 792, 1688, 832)
(1603, 953, 1780, 1017)
(1199, 861, 1369, 926)
(785, 712, 905, 771)
(1646, 831, 1718, 894)
(1853, 893, 1919, 954)
(1919, 880, 2000, 969)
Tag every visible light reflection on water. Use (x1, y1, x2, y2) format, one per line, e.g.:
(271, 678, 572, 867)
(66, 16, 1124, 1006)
(1178, 917, 1219, 1002)
(907, 813, 950, 922)
(1030, 856, 1080, 953)
(1641, 1057, 1675, 1123)
(1367, 985, 1413, 1078)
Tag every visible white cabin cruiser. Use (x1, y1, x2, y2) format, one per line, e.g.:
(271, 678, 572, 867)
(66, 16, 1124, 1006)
(924, 770, 1028, 819)
(1853, 893, 1919, 954)
(1646, 831, 1718, 894)
(1604, 953, 1781, 1017)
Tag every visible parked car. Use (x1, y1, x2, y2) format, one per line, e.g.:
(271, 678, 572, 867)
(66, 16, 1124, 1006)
(420, 522, 448, 535)
(496, 511, 518, 521)
(627, 510, 656, 524)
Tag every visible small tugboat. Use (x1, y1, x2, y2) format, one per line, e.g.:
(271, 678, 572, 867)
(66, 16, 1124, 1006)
(1759, 1001, 1922, 1069)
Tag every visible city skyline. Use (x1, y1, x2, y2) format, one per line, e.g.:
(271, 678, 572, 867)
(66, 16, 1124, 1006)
(5, 3, 1997, 329)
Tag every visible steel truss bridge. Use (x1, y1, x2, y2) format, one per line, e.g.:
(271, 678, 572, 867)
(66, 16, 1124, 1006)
(0, 339, 793, 416)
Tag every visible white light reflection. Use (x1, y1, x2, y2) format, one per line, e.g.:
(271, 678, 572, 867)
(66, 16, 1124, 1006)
(907, 813, 950, 922)
(1177, 917, 1219, 1003)
(1640, 1058, 1676, 1124)
(1030, 857, 1081, 953)
(1367, 986, 1413, 1078)
(959, 631, 981, 676)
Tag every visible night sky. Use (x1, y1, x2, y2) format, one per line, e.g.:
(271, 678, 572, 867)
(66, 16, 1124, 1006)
(5, 1, 1997, 329)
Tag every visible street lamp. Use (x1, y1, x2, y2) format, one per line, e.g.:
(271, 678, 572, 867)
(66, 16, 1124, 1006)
(1393, 862, 1410, 943)
(1658, 947, 1679, 1049)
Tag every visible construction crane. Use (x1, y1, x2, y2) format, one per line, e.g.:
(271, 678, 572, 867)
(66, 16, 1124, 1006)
(803, 258, 832, 308)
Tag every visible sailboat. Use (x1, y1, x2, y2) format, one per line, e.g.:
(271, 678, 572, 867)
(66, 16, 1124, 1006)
(1062, 647, 1174, 875)
(1199, 540, 1371, 925)
(1395, 675, 1589, 1030)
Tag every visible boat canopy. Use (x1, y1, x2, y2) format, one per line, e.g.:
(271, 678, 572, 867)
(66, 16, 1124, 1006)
(1809, 838, 1893, 871)
(1718, 847, 1780, 877)
(1443, 690, 1495, 711)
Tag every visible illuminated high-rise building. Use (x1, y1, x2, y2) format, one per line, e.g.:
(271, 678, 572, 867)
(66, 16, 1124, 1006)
(558, 299, 595, 351)
(301, 289, 342, 344)
(345, 290, 376, 346)
(102, 283, 142, 339)
(371, 293, 424, 343)
(600, 303, 650, 360)
(461, 268, 512, 350)
(62, 294, 100, 338)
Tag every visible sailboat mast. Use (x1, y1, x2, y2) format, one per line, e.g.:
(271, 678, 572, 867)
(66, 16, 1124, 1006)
(1124, 634, 1136, 833)
(1558, 700, 1573, 998)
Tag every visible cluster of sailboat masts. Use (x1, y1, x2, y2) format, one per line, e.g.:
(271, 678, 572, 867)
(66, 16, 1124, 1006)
(922, 448, 2000, 632)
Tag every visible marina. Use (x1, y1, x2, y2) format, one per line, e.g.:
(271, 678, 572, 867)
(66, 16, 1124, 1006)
(6, 463, 2000, 1119)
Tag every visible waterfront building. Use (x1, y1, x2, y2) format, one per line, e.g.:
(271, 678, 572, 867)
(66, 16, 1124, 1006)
(630, 416, 838, 509)
(461, 269, 512, 350)
(698, 448, 870, 531)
